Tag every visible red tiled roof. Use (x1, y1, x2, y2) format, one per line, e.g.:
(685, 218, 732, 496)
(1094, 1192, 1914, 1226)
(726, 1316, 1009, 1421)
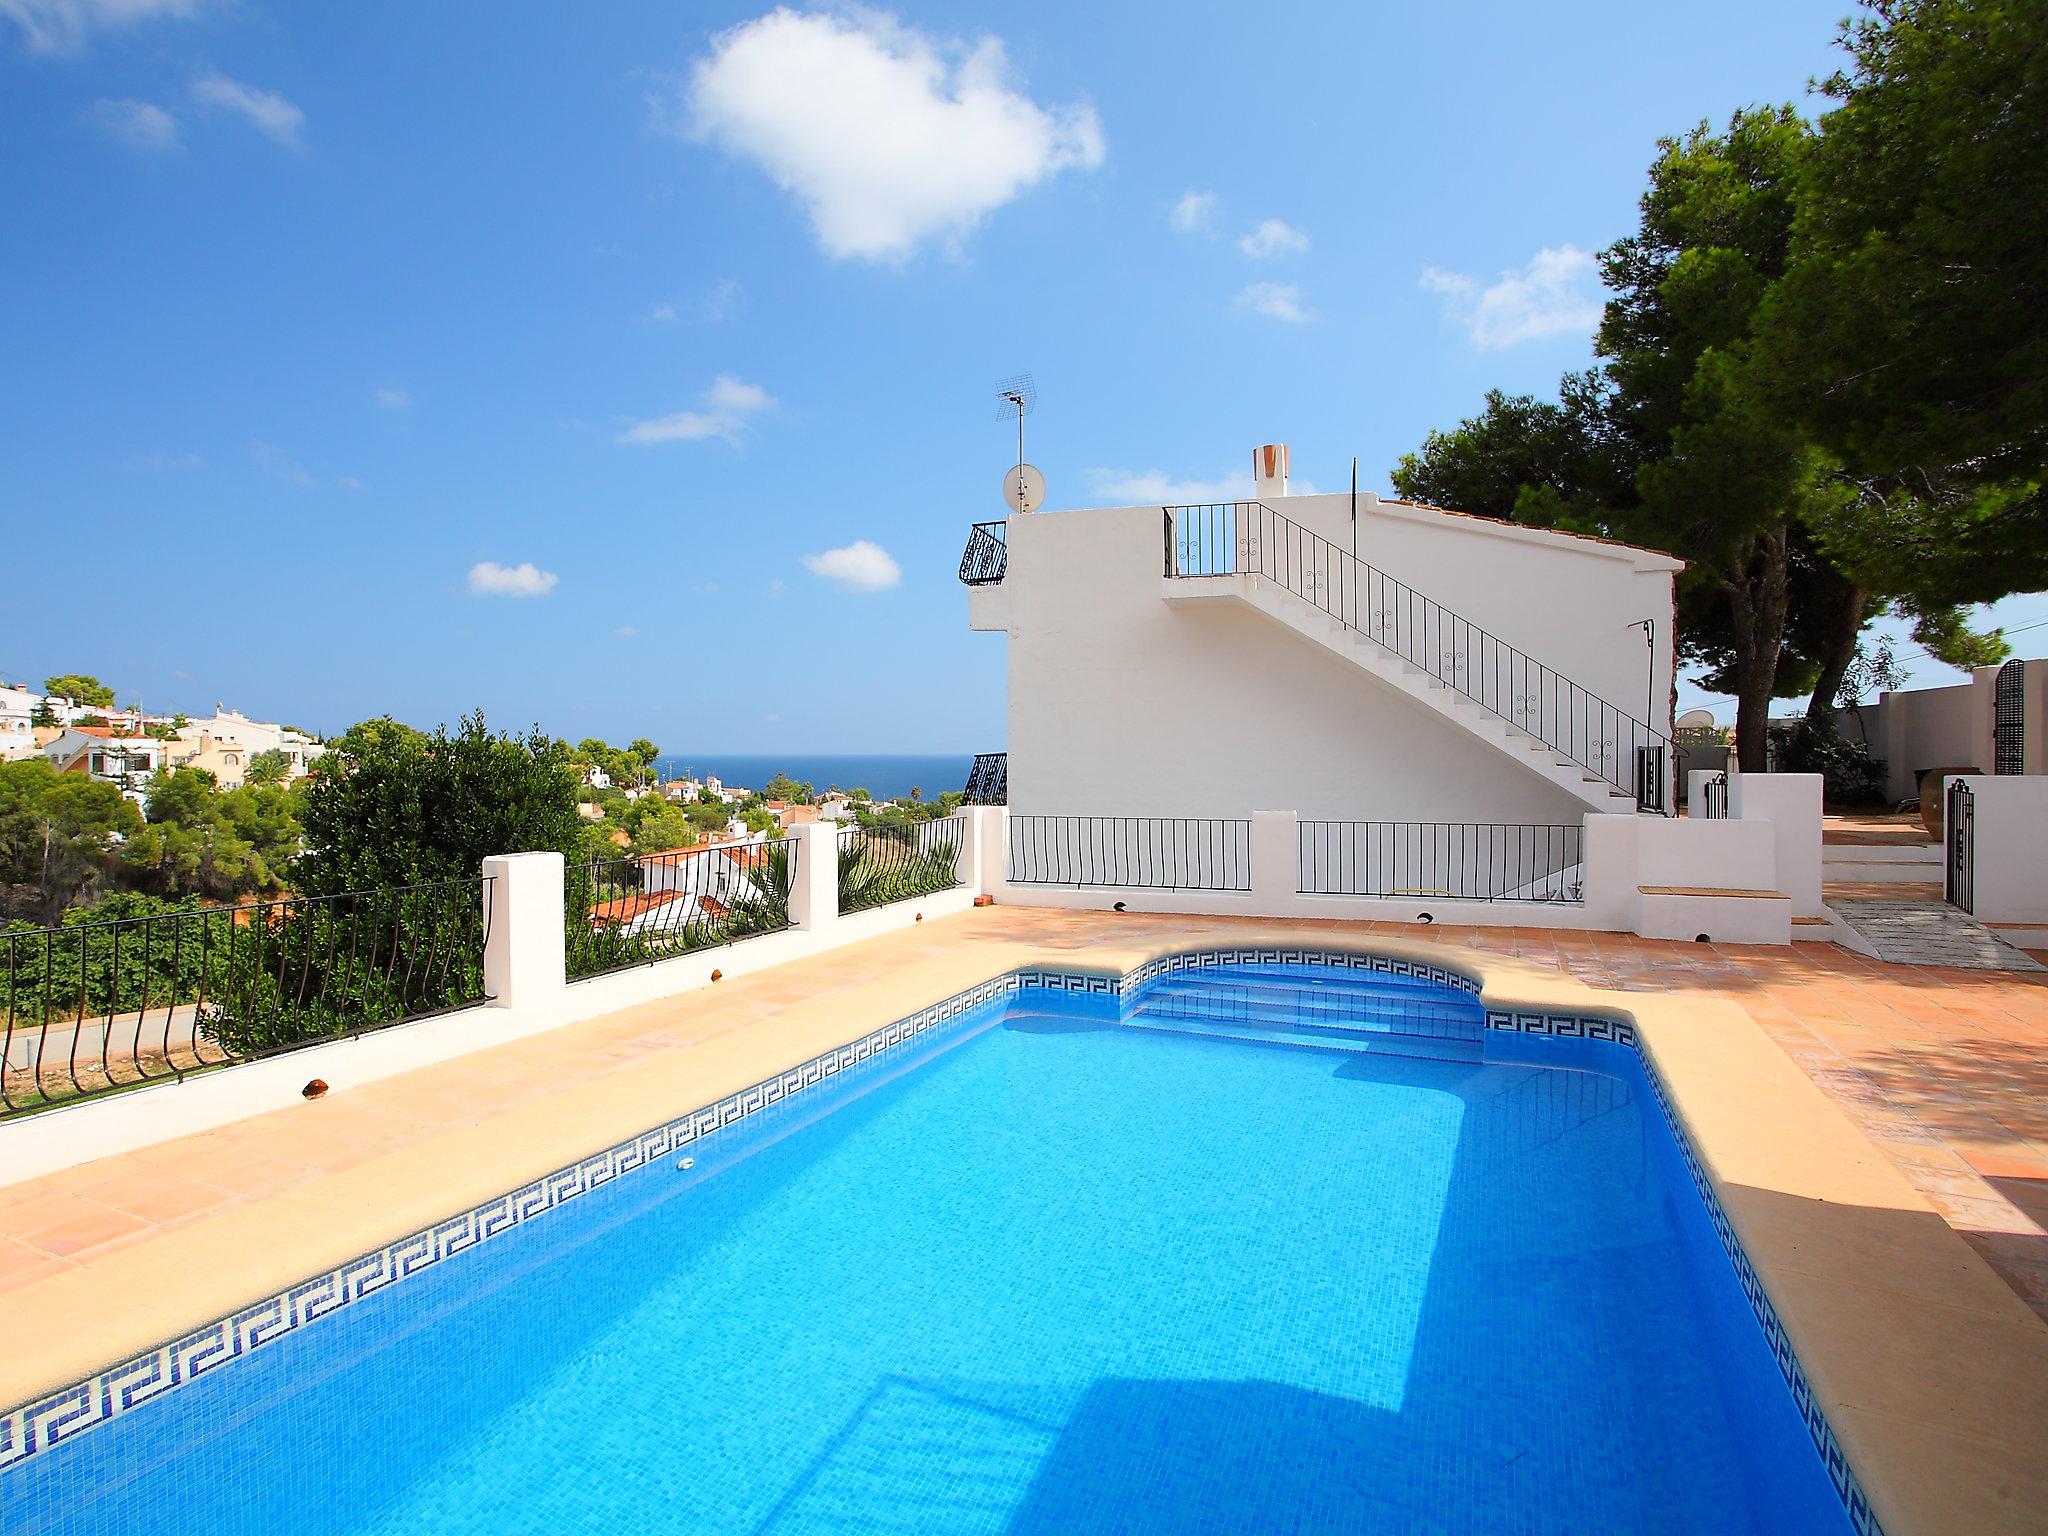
(587, 890, 688, 925)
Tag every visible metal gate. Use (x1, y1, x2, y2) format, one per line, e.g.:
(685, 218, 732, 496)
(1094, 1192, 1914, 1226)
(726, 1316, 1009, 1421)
(1994, 659, 2026, 775)
(1946, 778, 1975, 913)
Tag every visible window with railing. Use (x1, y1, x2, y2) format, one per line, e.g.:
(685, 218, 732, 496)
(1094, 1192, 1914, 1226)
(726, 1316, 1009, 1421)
(567, 839, 795, 980)
(1, 876, 493, 1117)
(1297, 821, 1585, 903)
(1006, 815, 1252, 891)
(835, 817, 965, 914)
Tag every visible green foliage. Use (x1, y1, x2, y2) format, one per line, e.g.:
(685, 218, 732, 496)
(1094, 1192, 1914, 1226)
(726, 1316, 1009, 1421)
(1774, 721, 1889, 806)
(29, 700, 58, 728)
(761, 772, 815, 804)
(565, 840, 793, 979)
(42, 674, 115, 708)
(245, 748, 293, 786)
(118, 767, 300, 902)
(0, 758, 144, 920)
(835, 822, 962, 914)
(296, 711, 582, 896)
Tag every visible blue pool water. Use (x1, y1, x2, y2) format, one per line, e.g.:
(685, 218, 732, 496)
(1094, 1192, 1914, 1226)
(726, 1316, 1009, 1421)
(7, 963, 1854, 1535)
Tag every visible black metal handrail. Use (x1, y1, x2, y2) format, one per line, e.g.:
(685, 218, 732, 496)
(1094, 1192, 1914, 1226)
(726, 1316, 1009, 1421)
(959, 521, 1008, 585)
(1298, 821, 1585, 903)
(1, 876, 494, 1118)
(962, 752, 1007, 806)
(837, 817, 964, 914)
(567, 838, 795, 980)
(1164, 501, 1671, 808)
(1006, 815, 1251, 891)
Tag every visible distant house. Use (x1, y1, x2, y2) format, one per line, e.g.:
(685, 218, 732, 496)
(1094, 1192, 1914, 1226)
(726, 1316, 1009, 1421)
(176, 708, 326, 780)
(164, 733, 251, 790)
(577, 763, 613, 790)
(43, 727, 166, 793)
(0, 684, 42, 761)
(774, 803, 822, 832)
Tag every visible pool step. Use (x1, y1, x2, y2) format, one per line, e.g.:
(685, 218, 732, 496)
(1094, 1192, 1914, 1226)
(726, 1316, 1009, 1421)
(1120, 1007, 1483, 1064)
(1132, 973, 1482, 1037)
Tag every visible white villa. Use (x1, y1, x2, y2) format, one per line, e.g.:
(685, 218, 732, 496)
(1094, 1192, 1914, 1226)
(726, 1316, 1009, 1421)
(963, 445, 1679, 900)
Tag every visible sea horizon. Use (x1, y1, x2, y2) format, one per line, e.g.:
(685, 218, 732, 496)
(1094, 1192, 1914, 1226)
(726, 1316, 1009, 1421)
(651, 752, 981, 802)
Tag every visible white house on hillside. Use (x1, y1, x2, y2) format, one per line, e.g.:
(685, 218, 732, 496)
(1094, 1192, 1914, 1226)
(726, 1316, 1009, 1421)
(962, 444, 1680, 894)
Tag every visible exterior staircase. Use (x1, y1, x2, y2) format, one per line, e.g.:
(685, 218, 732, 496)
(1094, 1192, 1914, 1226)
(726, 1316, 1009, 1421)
(1162, 501, 1669, 816)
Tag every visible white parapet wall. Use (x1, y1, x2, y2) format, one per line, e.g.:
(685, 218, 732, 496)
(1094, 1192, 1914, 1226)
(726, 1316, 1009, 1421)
(1727, 772, 1823, 918)
(0, 809, 1006, 1190)
(1948, 775, 2048, 923)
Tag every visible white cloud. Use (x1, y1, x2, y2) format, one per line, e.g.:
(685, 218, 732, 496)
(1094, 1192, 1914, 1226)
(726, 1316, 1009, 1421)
(1169, 190, 1217, 236)
(192, 72, 304, 147)
(1235, 281, 1310, 324)
(1421, 245, 1603, 349)
(88, 97, 178, 151)
(1, 0, 198, 55)
(374, 386, 409, 409)
(802, 539, 901, 591)
(1086, 466, 1321, 505)
(132, 449, 203, 471)
(336, 475, 364, 490)
(467, 561, 558, 598)
(647, 279, 743, 326)
(614, 625, 639, 638)
(615, 373, 774, 446)
(1238, 218, 1308, 259)
(250, 439, 313, 486)
(766, 578, 785, 594)
(678, 7, 1104, 261)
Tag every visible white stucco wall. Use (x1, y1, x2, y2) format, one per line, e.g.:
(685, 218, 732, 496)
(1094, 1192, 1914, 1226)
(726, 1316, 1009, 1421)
(993, 494, 1676, 824)
(1950, 776, 2048, 922)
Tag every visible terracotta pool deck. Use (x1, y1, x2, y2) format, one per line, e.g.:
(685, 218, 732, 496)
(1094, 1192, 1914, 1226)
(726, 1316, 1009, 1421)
(4, 907, 2047, 1533)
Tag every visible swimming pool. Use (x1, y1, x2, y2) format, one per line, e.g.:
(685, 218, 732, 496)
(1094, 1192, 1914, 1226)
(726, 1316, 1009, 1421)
(4, 954, 1863, 1534)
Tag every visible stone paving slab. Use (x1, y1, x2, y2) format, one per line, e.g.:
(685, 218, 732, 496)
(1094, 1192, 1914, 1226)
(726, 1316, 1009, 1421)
(1830, 900, 2046, 972)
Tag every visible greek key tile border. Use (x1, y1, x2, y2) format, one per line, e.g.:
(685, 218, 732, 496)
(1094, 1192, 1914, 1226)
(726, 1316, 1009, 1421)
(0, 970, 1024, 1474)
(0, 946, 1880, 1534)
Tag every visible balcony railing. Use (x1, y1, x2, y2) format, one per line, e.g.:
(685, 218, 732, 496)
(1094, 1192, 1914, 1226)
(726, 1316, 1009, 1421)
(962, 751, 1007, 806)
(567, 839, 795, 980)
(836, 817, 965, 914)
(1298, 821, 1585, 903)
(1, 877, 494, 1117)
(1164, 500, 1671, 810)
(958, 520, 1008, 585)
(1007, 814, 1251, 891)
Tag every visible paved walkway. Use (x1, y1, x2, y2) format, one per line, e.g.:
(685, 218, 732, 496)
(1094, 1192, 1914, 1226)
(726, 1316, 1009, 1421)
(1830, 897, 2046, 972)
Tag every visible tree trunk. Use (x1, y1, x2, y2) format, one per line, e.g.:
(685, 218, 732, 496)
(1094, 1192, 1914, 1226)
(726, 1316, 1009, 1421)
(1804, 574, 1870, 728)
(1725, 527, 1792, 772)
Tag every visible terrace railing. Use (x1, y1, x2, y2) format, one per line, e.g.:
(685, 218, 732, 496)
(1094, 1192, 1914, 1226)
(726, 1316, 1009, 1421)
(568, 838, 796, 980)
(1298, 821, 1585, 903)
(836, 817, 965, 914)
(1007, 815, 1252, 891)
(1699, 771, 1730, 820)
(962, 751, 1008, 806)
(1164, 500, 1671, 809)
(1, 877, 493, 1118)
(958, 521, 1008, 586)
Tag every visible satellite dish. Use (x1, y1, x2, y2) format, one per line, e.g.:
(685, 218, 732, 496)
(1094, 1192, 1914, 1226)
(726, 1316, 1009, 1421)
(1003, 462, 1046, 514)
(1676, 708, 1718, 730)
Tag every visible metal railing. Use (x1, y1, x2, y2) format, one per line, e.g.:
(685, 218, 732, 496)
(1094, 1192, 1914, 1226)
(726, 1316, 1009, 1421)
(962, 751, 1008, 806)
(1945, 779, 1975, 913)
(1007, 815, 1252, 891)
(958, 521, 1008, 585)
(836, 817, 965, 914)
(1164, 501, 1672, 809)
(1700, 771, 1729, 820)
(1, 877, 494, 1117)
(1298, 821, 1585, 903)
(567, 838, 795, 979)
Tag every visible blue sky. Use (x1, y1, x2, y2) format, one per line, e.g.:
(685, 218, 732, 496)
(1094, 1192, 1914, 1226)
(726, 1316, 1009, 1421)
(3, 0, 2039, 749)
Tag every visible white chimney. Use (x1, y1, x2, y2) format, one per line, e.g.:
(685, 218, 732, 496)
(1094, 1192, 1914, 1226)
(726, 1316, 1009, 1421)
(1252, 443, 1290, 499)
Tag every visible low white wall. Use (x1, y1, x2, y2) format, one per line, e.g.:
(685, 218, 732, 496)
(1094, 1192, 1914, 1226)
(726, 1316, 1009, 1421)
(1951, 776, 2048, 922)
(1728, 773, 1823, 917)
(0, 809, 1007, 1190)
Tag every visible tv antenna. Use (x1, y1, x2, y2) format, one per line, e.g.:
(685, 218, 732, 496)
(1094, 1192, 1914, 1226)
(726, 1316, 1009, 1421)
(995, 374, 1044, 513)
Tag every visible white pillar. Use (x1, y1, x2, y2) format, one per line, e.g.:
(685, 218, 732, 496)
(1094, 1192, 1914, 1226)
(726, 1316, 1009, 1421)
(1581, 813, 1641, 933)
(1249, 809, 1299, 915)
(788, 821, 839, 933)
(1728, 772, 1824, 916)
(956, 806, 1007, 894)
(482, 851, 566, 1011)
